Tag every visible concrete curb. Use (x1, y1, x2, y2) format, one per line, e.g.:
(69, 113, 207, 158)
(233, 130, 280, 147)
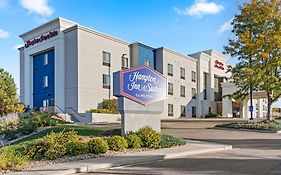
(11, 141, 232, 175)
(162, 118, 247, 122)
(212, 127, 281, 134)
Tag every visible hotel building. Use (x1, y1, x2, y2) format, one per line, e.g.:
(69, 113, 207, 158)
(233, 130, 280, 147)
(19, 17, 232, 119)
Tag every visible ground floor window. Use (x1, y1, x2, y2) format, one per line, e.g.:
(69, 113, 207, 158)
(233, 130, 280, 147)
(42, 99, 49, 107)
(168, 104, 173, 116)
(192, 107, 196, 118)
(181, 105, 186, 117)
(103, 74, 110, 89)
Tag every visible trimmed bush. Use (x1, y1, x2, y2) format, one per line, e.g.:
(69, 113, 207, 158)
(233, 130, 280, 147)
(136, 127, 161, 149)
(88, 109, 118, 114)
(160, 135, 186, 148)
(88, 99, 118, 114)
(205, 113, 220, 118)
(88, 137, 109, 154)
(20, 123, 37, 135)
(107, 136, 128, 151)
(126, 134, 142, 148)
(0, 147, 27, 171)
(24, 139, 49, 160)
(66, 141, 88, 156)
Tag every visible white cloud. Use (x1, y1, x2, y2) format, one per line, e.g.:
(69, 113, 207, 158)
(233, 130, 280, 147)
(218, 18, 233, 33)
(0, 0, 8, 9)
(20, 0, 54, 17)
(0, 28, 9, 39)
(174, 0, 224, 18)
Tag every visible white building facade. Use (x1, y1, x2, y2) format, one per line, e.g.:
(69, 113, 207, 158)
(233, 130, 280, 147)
(19, 17, 231, 119)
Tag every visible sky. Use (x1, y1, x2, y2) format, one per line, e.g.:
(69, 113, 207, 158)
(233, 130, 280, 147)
(0, 0, 280, 107)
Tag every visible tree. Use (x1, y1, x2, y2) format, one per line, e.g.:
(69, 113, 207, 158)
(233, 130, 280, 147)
(224, 0, 281, 120)
(0, 68, 22, 116)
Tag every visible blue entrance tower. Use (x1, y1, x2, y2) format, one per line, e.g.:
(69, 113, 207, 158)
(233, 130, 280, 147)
(33, 49, 55, 109)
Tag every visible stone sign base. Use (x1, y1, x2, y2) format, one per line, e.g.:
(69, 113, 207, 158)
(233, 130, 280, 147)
(118, 97, 163, 135)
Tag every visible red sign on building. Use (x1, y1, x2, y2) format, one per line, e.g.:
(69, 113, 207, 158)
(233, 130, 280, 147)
(25, 31, 58, 49)
(215, 60, 224, 70)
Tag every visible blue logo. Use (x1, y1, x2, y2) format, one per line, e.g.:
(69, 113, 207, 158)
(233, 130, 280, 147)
(120, 66, 167, 105)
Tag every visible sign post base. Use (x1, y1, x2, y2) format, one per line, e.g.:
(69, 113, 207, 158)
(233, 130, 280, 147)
(118, 97, 163, 135)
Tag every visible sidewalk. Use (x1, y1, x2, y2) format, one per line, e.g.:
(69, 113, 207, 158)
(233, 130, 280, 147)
(11, 140, 232, 175)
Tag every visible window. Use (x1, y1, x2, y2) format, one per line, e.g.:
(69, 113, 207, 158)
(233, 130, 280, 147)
(168, 104, 173, 116)
(192, 71, 196, 82)
(168, 64, 173, 76)
(144, 59, 150, 67)
(192, 88, 196, 99)
(102, 74, 110, 89)
(42, 99, 49, 107)
(168, 83, 173, 95)
(122, 56, 129, 69)
(203, 72, 208, 100)
(180, 85, 185, 97)
(43, 76, 48, 87)
(43, 54, 48, 65)
(102, 51, 111, 66)
(181, 105, 186, 117)
(180, 67, 185, 79)
(192, 107, 196, 118)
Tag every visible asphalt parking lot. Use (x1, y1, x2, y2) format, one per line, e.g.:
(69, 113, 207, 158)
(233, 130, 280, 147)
(86, 120, 281, 175)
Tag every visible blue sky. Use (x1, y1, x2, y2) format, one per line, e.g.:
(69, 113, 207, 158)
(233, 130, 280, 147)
(0, 0, 280, 107)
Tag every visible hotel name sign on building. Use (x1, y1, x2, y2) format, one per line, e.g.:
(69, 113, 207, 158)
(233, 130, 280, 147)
(25, 31, 58, 49)
(115, 66, 167, 105)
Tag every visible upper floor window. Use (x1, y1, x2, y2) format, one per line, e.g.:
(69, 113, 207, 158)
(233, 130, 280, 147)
(168, 83, 173, 95)
(168, 64, 173, 76)
(180, 85, 185, 97)
(43, 54, 48, 65)
(180, 67, 185, 79)
(102, 74, 110, 89)
(43, 76, 48, 88)
(122, 56, 129, 69)
(103, 51, 111, 66)
(192, 71, 196, 82)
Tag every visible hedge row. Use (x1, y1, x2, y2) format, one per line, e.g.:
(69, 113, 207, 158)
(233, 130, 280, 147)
(0, 127, 186, 171)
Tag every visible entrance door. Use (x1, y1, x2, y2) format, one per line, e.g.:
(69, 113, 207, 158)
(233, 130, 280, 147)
(192, 107, 196, 118)
(33, 50, 55, 109)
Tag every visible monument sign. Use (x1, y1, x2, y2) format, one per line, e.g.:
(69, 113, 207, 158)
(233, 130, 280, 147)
(114, 66, 167, 135)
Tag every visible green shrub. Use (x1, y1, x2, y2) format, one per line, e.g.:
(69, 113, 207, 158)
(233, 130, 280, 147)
(205, 113, 219, 118)
(65, 131, 88, 156)
(88, 137, 109, 154)
(107, 136, 128, 151)
(126, 134, 142, 148)
(88, 109, 118, 114)
(160, 135, 186, 148)
(43, 131, 68, 160)
(66, 141, 88, 156)
(20, 123, 37, 135)
(102, 99, 118, 110)
(24, 139, 49, 160)
(0, 147, 27, 171)
(88, 99, 118, 114)
(136, 126, 161, 149)
(34, 113, 58, 127)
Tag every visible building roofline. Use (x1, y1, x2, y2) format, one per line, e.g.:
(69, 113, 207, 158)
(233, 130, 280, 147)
(64, 24, 130, 46)
(156, 47, 198, 62)
(19, 17, 76, 38)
